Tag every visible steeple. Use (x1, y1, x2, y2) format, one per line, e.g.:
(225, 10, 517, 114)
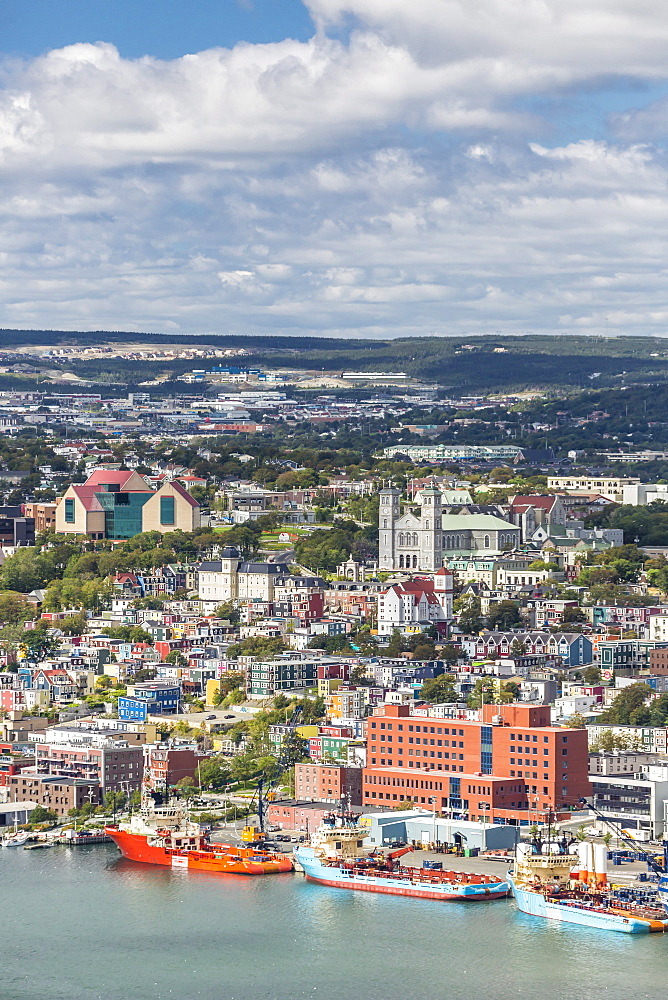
(378, 486, 401, 571)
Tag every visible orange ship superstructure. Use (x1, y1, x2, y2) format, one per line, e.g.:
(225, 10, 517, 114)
(105, 799, 292, 875)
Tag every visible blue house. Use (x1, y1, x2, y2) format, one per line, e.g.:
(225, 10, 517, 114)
(118, 682, 181, 721)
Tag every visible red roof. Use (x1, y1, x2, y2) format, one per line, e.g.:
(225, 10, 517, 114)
(159, 480, 199, 507)
(85, 469, 138, 489)
(510, 495, 559, 511)
(70, 485, 105, 512)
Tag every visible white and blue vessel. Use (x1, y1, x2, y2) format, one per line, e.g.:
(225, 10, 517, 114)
(295, 812, 509, 902)
(509, 843, 668, 934)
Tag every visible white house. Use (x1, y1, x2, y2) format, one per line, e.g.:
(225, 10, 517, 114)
(377, 569, 453, 636)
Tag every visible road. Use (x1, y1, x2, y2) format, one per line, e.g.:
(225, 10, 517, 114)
(266, 548, 295, 564)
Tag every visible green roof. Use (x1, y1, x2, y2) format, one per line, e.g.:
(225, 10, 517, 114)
(440, 514, 518, 530)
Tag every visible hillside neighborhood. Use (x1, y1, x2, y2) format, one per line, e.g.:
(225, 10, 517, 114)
(2, 383, 668, 844)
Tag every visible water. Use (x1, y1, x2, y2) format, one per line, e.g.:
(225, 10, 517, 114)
(1, 844, 666, 1000)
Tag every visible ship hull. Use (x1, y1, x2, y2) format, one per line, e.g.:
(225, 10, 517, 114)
(657, 877, 668, 915)
(295, 848, 508, 901)
(105, 828, 292, 875)
(507, 874, 668, 934)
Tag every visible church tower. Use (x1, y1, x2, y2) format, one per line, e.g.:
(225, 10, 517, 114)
(418, 484, 442, 572)
(218, 545, 241, 599)
(378, 487, 401, 570)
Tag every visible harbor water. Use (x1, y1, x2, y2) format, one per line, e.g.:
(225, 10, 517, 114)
(1, 843, 666, 1000)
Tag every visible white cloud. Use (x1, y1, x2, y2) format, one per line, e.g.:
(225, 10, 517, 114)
(2, 2, 668, 335)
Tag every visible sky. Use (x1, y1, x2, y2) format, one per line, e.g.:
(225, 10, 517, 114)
(2, 1, 668, 340)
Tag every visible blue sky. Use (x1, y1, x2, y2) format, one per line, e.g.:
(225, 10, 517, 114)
(2, 1, 668, 339)
(0, 1, 314, 60)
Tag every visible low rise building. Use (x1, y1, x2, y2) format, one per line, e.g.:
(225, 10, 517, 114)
(294, 762, 363, 806)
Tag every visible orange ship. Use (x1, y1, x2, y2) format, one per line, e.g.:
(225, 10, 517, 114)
(105, 800, 292, 875)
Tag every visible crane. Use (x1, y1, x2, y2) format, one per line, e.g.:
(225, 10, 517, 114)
(579, 796, 668, 878)
(242, 705, 304, 844)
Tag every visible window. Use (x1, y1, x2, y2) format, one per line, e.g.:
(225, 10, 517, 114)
(64, 498, 75, 523)
(160, 496, 175, 525)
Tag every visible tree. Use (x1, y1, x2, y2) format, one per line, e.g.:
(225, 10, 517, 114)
(196, 757, 231, 791)
(561, 606, 588, 626)
(563, 712, 588, 729)
(226, 636, 287, 660)
(102, 626, 153, 644)
(590, 729, 641, 752)
(307, 634, 353, 653)
(175, 777, 199, 800)
(29, 805, 58, 825)
(486, 601, 523, 631)
(467, 677, 497, 709)
(349, 664, 372, 686)
(599, 683, 653, 725)
(279, 731, 310, 769)
(387, 629, 405, 657)
(649, 692, 668, 727)
(0, 590, 32, 624)
(20, 624, 61, 663)
(212, 671, 246, 705)
(411, 642, 437, 660)
(104, 790, 128, 816)
(582, 666, 601, 685)
(130, 596, 165, 610)
(165, 651, 187, 666)
(440, 644, 460, 665)
(419, 673, 457, 704)
(455, 595, 484, 634)
(213, 600, 241, 626)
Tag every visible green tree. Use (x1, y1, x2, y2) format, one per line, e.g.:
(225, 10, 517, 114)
(561, 605, 589, 626)
(196, 757, 231, 790)
(213, 600, 241, 625)
(563, 712, 588, 729)
(419, 673, 457, 704)
(279, 731, 310, 769)
(175, 777, 199, 800)
(20, 624, 61, 663)
(102, 625, 153, 644)
(599, 683, 653, 725)
(455, 595, 484, 634)
(387, 629, 405, 657)
(29, 805, 58, 824)
(486, 601, 523, 630)
(467, 677, 497, 709)
(349, 664, 372, 686)
(440, 644, 460, 665)
(0, 590, 32, 624)
(165, 651, 187, 666)
(582, 665, 601, 685)
(649, 692, 668, 727)
(225, 636, 286, 660)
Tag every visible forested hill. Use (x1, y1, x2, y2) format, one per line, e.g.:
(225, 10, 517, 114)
(5, 330, 668, 390)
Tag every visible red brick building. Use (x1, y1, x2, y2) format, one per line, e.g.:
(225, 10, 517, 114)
(362, 703, 590, 824)
(267, 800, 348, 833)
(294, 762, 363, 806)
(4, 773, 100, 817)
(144, 745, 206, 792)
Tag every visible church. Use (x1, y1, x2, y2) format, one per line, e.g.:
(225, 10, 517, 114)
(378, 486, 521, 572)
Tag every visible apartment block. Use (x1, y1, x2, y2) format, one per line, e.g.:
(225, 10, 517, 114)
(362, 703, 590, 825)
